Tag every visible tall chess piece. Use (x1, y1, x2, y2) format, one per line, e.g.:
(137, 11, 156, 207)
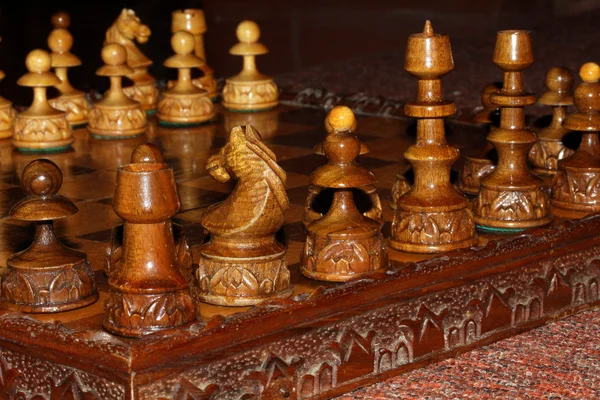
(222, 20, 278, 112)
(88, 44, 147, 139)
(172, 9, 218, 100)
(47, 12, 91, 128)
(12, 49, 73, 152)
(105, 9, 158, 114)
(528, 67, 575, 175)
(473, 30, 551, 231)
(389, 21, 477, 253)
(197, 125, 292, 305)
(300, 106, 387, 281)
(551, 62, 600, 215)
(158, 31, 214, 126)
(0, 57, 14, 139)
(0, 160, 98, 312)
(104, 144, 196, 337)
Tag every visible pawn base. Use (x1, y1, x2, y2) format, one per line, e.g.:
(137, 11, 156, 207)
(157, 91, 215, 125)
(12, 113, 73, 152)
(551, 166, 600, 214)
(458, 156, 495, 196)
(123, 81, 159, 113)
(222, 78, 279, 112)
(88, 103, 147, 139)
(0, 100, 14, 139)
(528, 138, 573, 176)
(49, 92, 91, 127)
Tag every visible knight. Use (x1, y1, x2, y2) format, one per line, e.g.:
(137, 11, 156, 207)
(105, 9, 158, 114)
(196, 125, 293, 306)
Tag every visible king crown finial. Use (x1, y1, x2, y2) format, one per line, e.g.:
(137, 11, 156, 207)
(423, 20, 434, 37)
(580, 62, 600, 83)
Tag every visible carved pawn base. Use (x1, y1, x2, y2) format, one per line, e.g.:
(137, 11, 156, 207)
(88, 103, 147, 139)
(528, 138, 574, 176)
(197, 241, 293, 306)
(551, 158, 600, 215)
(194, 74, 218, 101)
(12, 114, 73, 152)
(389, 174, 411, 211)
(301, 230, 388, 282)
(389, 209, 477, 253)
(222, 79, 279, 112)
(458, 156, 495, 196)
(49, 92, 91, 128)
(123, 82, 159, 114)
(0, 257, 98, 313)
(103, 289, 196, 338)
(474, 186, 552, 232)
(0, 100, 14, 139)
(157, 91, 215, 126)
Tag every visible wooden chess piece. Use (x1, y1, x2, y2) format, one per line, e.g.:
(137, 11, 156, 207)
(472, 83, 501, 124)
(158, 31, 214, 126)
(473, 30, 551, 231)
(171, 9, 218, 100)
(196, 125, 293, 305)
(47, 12, 91, 128)
(104, 143, 196, 337)
(528, 67, 575, 175)
(12, 49, 73, 152)
(222, 20, 279, 112)
(300, 106, 387, 281)
(0, 68, 13, 140)
(105, 9, 158, 114)
(551, 62, 600, 215)
(88, 44, 147, 139)
(389, 21, 477, 253)
(0, 159, 98, 312)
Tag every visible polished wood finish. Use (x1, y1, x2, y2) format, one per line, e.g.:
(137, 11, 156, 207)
(104, 143, 195, 337)
(300, 106, 387, 281)
(473, 30, 552, 231)
(105, 9, 158, 113)
(0, 159, 98, 312)
(171, 9, 218, 100)
(551, 62, 600, 215)
(528, 67, 575, 175)
(47, 12, 91, 128)
(472, 82, 501, 124)
(390, 21, 477, 253)
(222, 20, 279, 112)
(197, 124, 292, 305)
(88, 44, 147, 139)
(12, 50, 73, 152)
(158, 31, 214, 126)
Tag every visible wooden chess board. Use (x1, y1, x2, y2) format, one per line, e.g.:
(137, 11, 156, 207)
(0, 100, 599, 400)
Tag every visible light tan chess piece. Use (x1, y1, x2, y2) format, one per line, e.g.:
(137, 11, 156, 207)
(88, 44, 147, 139)
(222, 20, 278, 112)
(171, 9, 218, 100)
(196, 125, 293, 306)
(158, 31, 214, 126)
(47, 12, 91, 128)
(528, 67, 575, 175)
(105, 9, 158, 113)
(301, 106, 387, 281)
(551, 62, 600, 216)
(12, 49, 73, 152)
(0, 69, 13, 140)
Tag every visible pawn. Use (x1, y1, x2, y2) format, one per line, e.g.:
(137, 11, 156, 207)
(301, 106, 387, 281)
(551, 62, 600, 215)
(88, 43, 147, 139)
(47, 12, 91, 128)
(12, 49, 73, 152)
(0, 159, 98, 312)
(104, 144, 196, 337)
(158, 31, 214, 126)
(0, 67, 13, 139)
(222, 20, 278, 112)
(472, 83, 501, 124)
(528, 67, 575, 175)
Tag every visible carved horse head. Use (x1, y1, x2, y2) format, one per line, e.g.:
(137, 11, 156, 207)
(105, 9, 151, 68)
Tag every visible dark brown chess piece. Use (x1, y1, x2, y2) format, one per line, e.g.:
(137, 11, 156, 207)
(389, 21, 477, 253)
(300, 105, 387, 281)
(473, 30, 552, 232)
(196, 125, 293, 305)
(472, 82, 501, 124)
(104, 143, 196, 337)
(528, 67, 575, 175)
(551, 62, 600, 215)
(0, 160, 98, 312)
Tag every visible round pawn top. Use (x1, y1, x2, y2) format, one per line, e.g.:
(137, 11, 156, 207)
(52, 11, 70, 29)
(131, 143, 165, 164)
(546, 67, 574, 92)
(172, 31, 195, 55)
(22, 159, 63, 197)
(236, 20, 260, 43)
(580, 62, 600, 83)
(26, 49, 52, 73)
(48, 28, 73, 54)
(102, 43, 127, 66)
(325, 106, 357, 133)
